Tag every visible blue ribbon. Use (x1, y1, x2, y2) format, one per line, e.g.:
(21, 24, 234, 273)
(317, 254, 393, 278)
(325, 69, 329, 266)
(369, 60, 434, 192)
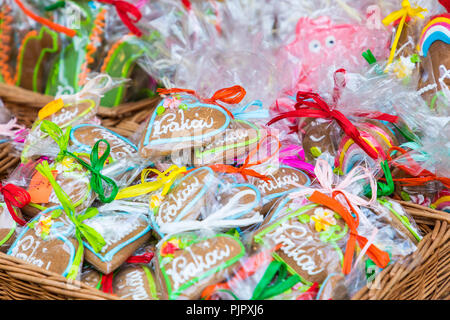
(232, 100, 269, 120)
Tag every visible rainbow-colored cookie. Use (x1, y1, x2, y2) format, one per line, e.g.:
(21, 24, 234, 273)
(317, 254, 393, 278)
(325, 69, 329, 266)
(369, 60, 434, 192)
(334, 121, 397, 174)
(418, 14, 450, 57)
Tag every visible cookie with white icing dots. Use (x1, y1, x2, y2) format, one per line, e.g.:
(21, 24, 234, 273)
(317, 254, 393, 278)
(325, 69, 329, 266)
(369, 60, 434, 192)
(83, 211, 152, 274)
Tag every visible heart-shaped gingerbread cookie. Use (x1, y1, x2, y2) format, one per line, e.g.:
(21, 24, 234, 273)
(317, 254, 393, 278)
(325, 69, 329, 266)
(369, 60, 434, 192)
(152, 167, 216, 236)
(8, 206, 79, 277)
(139, 95, 231, 158)
(253, 204, 347, 285)
(83, 211, 152, 274)
(155, 233, 245, 300)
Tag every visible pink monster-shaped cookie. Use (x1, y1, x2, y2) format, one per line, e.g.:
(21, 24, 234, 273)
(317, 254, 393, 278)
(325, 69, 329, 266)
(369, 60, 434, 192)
(284, 15, 390, 94)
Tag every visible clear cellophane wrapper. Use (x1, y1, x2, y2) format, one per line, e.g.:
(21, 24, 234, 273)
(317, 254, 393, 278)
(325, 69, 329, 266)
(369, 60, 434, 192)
(6, 157, 95, 219)
(246, 158, 419, 299)
(153, 229, 251, 300)
(77, 203, 151, 275)
(388, 119, 450, 206)
(6, 204, 82, 280)
(21, 73, 123, 162)
(137, 0, 286, 108)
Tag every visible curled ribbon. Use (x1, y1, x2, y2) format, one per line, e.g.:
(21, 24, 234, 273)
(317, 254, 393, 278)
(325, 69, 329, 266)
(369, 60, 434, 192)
(0, 182, 30, 226)
(382, 0, 427, 68)
(158, 190, 263, 237)
(157, 85, 247, 119)
(14, 0, 77, 37)
(65, 139, 119, 203)
(115, 165, 186, 200)
(36, 161, 106, 280)
(308, 190, 390, 274)
(96, 0, 143, 37)
(207, 133, 281, 182)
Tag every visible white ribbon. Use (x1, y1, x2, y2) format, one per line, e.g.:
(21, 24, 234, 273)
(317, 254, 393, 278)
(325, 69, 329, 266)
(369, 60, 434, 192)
(289, 159, 379, 267)
(158, 190, 263, 238)
(57, 74, 115, 104)
(97, 200, 150, 216)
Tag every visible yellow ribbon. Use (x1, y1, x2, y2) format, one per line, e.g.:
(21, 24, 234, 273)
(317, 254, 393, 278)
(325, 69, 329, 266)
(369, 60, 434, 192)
(382, 0, 427, 68)
(38, 98, 65, 120)
(115, 165, 186, 200)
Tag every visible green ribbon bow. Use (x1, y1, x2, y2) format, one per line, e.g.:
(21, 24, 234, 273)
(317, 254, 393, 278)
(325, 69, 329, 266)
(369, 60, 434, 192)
(364, 160, 395, 198)
(65, 139, 119, 203)
(40, 121, 118, 203)
(40, 120, 71, 162)
(36, 161, 106, 280)
(251, 261, 301, 300)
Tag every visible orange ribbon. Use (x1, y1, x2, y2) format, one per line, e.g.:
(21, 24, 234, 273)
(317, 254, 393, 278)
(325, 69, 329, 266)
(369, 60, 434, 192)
(309, 190, 390, 274)
(205, 133, 281, 182)
(14, 0, 76, 38)
(157, 85, 247, 119)
(387, 146, 450, 188)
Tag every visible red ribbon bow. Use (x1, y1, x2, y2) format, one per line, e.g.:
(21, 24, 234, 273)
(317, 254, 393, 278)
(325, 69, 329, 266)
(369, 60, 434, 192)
(268, 70, 398, 160)
(96, 0, 143, 37)
(0, 182, 30, 226)
(157, 86, 247, 119)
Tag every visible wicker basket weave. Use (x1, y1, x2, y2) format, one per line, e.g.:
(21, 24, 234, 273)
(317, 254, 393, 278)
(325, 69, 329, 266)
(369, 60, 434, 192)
(0, 84, 449, 300)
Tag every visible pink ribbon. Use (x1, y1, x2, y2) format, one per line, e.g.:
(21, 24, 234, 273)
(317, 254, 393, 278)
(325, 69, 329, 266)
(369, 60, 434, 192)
(279, 145, 315, 176)
(0, 118, 26, 141)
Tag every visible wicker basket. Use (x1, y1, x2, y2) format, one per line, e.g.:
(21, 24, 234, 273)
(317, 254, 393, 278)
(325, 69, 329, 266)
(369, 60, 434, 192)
(0, 84, 449, 300)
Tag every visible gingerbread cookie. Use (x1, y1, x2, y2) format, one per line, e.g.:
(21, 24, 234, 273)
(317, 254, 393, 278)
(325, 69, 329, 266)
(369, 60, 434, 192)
(377, 198, 422, 245)
(252, 166, 311, 216)
(300, 118, 341, 162)
(81, 266, 103, 289)
(0, 203, 22, 253)
(152, 167, 216, 237)
(193, 119, 261, 166)
(8, 206, 79, 277)
(155, 233, 245, 300)
(113, 264, 161, 300)
(316, 273, 349, 300)
(83, 211, 152, 274)
(139, 94, 231, 158)
(253, 204, 347, 285)
(417, 13, 450, 105)
(15, 26, 60, 92)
